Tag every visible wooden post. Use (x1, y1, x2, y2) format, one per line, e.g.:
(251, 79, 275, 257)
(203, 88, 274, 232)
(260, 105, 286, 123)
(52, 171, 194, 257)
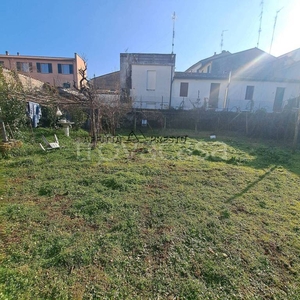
(134, 111, 137, 132)
(91, 107, 97, 149)
(292, 108, 300, 152)
(1, 122, 8, 142)
(245, 111, 249, 135)
(194, 110, 198, 133)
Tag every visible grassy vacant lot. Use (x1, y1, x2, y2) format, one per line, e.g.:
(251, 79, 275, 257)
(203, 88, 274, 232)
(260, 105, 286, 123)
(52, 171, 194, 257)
(0, 128, 300, 299)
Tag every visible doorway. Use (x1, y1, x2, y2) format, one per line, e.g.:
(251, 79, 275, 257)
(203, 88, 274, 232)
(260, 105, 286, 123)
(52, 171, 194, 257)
(273, 87, 285, 112)
(209, 83, 220, 108)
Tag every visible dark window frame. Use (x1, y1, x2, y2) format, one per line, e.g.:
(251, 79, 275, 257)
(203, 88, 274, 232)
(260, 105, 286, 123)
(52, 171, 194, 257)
(58, 64, 74, 74)
(180, 82, 189, 97)
(16, 62, 33, 72)
(37, 63, 53, 74)
(245, 85, 254, 100)
(273, 87, 285, 112)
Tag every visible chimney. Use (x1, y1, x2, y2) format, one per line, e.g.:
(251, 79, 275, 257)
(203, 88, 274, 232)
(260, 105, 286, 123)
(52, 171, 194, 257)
(17, 52, 20, 56)
(5, 51, 9, 55)
(214, 52, 216, 55)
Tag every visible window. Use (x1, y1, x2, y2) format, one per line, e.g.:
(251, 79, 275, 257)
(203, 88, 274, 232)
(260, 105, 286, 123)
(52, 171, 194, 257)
(147, 70, 156, 90)
(0, 61, 4, 67)
(58, 64, 74, 74)
(37, 63, 52, 73)
(207, 65, 210, 73)
(16, 62, 32, 72)
(180, 82, 189, 97)
(63, 82, 71, 88)
(245, 85, 254, 100)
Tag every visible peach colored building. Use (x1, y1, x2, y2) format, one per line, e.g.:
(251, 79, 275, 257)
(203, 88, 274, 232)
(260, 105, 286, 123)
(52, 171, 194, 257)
(0, 52, 86, 89)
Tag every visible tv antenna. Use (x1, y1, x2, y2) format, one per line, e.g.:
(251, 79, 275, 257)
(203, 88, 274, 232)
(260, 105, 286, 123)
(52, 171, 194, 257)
(257, 0, 264, 48)
(220, 30, 228, 52)
(171, 12, 176, 54)
(269, 7, 283, 54)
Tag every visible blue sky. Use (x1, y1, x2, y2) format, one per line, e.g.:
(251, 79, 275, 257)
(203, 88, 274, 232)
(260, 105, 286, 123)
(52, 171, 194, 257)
(2, 0, 299, 77)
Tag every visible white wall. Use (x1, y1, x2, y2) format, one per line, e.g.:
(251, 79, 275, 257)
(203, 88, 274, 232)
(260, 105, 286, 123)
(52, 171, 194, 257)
(172, 78, 227, 110)
(172, 78, 300, 112)
(130, 64, 172, 109)
(227, 80, 300, 112)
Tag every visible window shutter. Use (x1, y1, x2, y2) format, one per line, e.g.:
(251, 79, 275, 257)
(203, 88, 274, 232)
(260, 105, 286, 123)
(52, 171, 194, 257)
(69, 64, 74, 74)
(16, 62, 21, 71)
(37, 63, 41, 73)
(147, 70, 156, 90)
(58, 64, 62, 74)
(48, 63, 52, 73)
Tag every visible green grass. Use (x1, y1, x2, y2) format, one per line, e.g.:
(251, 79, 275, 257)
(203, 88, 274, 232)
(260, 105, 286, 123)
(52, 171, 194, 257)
(0, 128, 300, 299)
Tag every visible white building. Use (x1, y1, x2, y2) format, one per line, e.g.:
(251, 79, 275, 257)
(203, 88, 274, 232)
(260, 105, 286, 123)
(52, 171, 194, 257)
(120, 48, 300, 112)
(172, 73, 300, 112)
(120, 53, 175, 109)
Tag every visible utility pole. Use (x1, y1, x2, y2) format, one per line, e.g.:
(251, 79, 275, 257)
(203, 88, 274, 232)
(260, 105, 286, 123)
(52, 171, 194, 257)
(169, 12, 176, 109)
(269, 8, 283, 54)
(223, 71, 231, 110)
(171, 12, 176, 54)
(257, 0, 264, 48)
(220, 30, 228, 52)
(292, 98, 300, 152)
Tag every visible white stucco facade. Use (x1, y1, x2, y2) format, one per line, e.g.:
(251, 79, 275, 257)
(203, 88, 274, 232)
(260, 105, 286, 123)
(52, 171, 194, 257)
(171, 77, 300, 112)
(226, 80, 300, 112)
(171, 78, 226, 110)
(130, 64, 173, 110)
(121, 50, 300, 113)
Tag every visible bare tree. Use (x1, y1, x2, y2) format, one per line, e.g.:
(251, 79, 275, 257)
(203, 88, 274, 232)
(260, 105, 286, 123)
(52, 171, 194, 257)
(73, 61, 98, 148)
(75, 59, 132, 147)
(96, 93, 131, 136)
